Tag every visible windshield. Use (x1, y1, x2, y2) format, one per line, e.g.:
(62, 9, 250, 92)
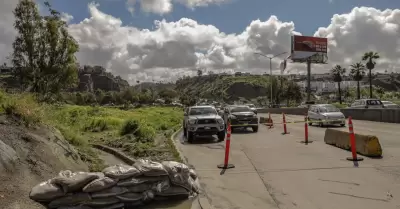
(189, 107, 217, 115)
(319, 105, 339, 113)
(367, 100, 383, 105)
(231, 106, 251, 113)
(382, 101, 391, 105)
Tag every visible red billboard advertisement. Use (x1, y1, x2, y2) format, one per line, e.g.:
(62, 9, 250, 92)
(292, 35, 327, 53)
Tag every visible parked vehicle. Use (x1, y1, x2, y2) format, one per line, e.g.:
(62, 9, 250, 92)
(183, 106, 225, 143)
(382, 101, 400, 108)
(245, 104, 257, 114)
(348, 99, 384, 109)
(308, 104, 346, 127)
(222, 105, 259, 132)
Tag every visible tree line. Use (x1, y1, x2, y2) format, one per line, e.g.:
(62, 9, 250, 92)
(330, 51, 384, 104)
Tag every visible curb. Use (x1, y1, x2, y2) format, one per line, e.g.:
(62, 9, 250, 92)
(169, 127, 187, 164)
(169, 127, 215, 209)
(90, 143, 136, 165)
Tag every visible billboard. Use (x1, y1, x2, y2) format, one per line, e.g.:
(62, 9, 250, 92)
(290, 35, 328, 64)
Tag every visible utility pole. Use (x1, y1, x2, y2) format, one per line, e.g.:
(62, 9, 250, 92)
(254, 52, 287, 107)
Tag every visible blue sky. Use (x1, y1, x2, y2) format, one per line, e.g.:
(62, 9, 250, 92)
(42, 0, 400, 34)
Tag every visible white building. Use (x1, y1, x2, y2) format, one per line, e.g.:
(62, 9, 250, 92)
(296, 80, 358, 93)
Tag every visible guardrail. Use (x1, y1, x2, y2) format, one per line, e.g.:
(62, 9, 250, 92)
(256, 108, 400, 123)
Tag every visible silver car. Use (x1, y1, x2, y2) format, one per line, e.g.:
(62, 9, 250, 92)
(307, 104, 346, 127)
(382, 101, 400, 108)
(349, 99, 384, 109)
(183, 106, 225, 143)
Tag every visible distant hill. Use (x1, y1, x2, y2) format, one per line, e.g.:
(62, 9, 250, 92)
(174, 74, 302, 104)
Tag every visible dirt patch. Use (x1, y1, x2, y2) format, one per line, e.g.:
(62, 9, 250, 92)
(0, 115, 88, 209)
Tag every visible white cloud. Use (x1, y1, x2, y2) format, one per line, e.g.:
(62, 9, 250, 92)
(1, 1, 400, 84)
(61, 12, 74, 23)
(127, 0, 231, 15)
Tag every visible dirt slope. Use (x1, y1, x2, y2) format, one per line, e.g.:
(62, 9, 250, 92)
(0, 115, 88, 209)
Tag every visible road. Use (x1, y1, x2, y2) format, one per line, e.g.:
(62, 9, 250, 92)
(174, 114, 400, 209)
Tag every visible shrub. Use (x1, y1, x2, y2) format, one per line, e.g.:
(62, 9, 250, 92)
(2, 94, 43, 126)
(120, 118, 140, 136)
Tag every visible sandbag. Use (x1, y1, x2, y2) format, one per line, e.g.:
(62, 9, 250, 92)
(126, 183, 152, 193)
(124, 201, 144, 207)
(102, 165, 141, 180)
(116, 192, 143, 202)
(151, 179, 170, 193)
(96, 203, 124, 209)
(117, 176, 168, 187)
(29, 180, 65, 202)
(82, 177, 117, 193)
(52, 172, 100, 193)
(91, 186, 128, 199)
(162, 161, 191, 190)
(142, 190, 155, 201)
(157, 186, 189, 197)
(57, 206, 92, 209)
(84, 197, 119, 207)
(189, 169, 197, 180)
(133, 159, 168, 176)
(189, 176, 200, 194)
(48, 193, 91, 209)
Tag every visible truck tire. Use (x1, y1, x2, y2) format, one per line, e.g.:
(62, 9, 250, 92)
(217, 130, 225, 142)
(252, 126, 259, 133)
(187, 131, 194, 143)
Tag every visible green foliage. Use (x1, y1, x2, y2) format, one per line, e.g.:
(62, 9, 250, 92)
(1, 93, 43, 126)
(176, 74, 303, 106)
(11, 0, 79, 99)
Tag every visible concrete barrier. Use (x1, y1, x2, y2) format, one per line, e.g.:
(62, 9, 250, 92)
(256, 107, 400, 123)
(323, 128, 382, 157)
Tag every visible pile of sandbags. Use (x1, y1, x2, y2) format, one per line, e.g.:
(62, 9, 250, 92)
(29, 160, 200, 209)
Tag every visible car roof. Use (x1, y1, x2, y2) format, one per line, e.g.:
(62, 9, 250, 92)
(229, 105, 249, 108)
(190, 105, 215, 108)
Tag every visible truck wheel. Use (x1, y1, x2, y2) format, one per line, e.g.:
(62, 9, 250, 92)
(183, 127, 187, 137)
(252, 126, 259, 133)
(187, 131, 194, 143)
(217, 131, 225, 142)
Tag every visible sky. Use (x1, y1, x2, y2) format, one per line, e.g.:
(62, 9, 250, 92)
(1, 0, 400, 84)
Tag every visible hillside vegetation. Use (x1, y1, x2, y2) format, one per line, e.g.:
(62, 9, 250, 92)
(176, 74, 303, 105)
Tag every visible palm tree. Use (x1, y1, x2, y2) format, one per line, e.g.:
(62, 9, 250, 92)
(362, 51, 380, 98)
(331, 65, 346, 104)
(349, 62, 366, 99)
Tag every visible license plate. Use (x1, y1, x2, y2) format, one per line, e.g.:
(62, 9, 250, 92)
(204, 127, 210, 130)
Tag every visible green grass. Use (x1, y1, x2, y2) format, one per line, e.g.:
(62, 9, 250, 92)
(0, 90, 183, 171)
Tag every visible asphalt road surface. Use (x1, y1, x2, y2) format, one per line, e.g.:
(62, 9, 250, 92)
(174, 114, 400, 209)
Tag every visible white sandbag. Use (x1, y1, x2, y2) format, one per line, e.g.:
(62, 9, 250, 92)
(29, 180, 65, 202)
(91, 186, 128, 199)
(161, 161, 191, 189)
(142, 190, 155, 201)
(126, 183, 152, 193)
(189, 169, 197, 180)
(117, 176, 168, 187)
(83, 197, 120, 207)
(116, 192, 143, 202)
(157, 186, 189, 197)
(82, 177, 117, 193)
(133, 159, 168, 176)
(57, 206, 92, 209)
(161, 161, 190, 175)
(151, 179, 170, 193)
(102, 165, 141, 180)
(189, 177, 200, 194)
(48, 193, 91, 209)
(96, 203, 124, 209)
(52, 172, 100, 193)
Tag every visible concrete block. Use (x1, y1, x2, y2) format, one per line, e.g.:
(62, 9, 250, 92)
(324, 128, 382, 157)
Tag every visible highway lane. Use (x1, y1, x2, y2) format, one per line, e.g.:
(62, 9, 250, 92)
(260, 113, 400, 162)
(175, 116, 400, 209)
